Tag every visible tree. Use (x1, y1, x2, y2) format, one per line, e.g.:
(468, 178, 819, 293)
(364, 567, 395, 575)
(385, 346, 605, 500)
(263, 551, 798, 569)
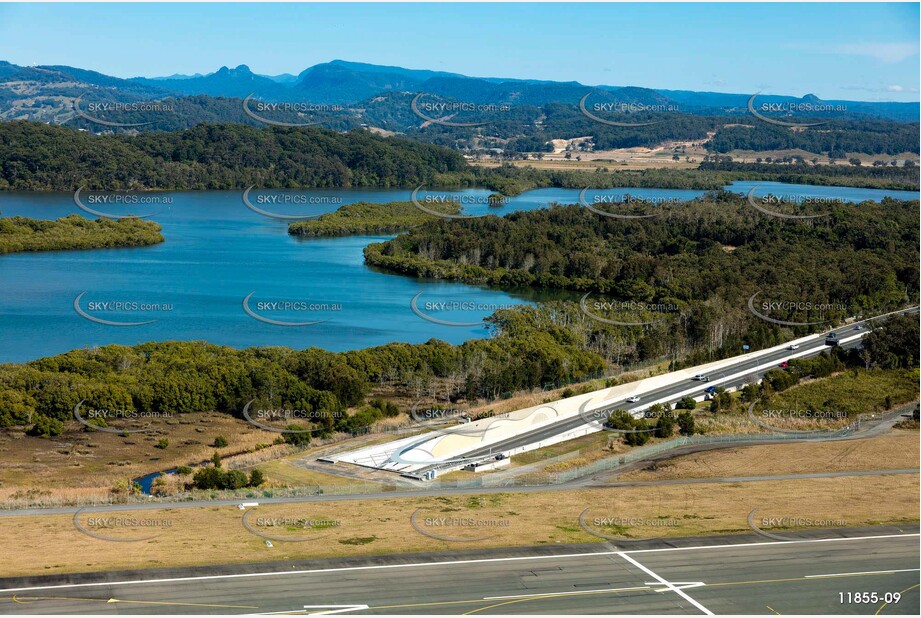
(211, 452, 222, 468)
(213, 435, 228, 448)
(249, 469, 266, 487)
(677, 411, 695, 436)
(655, 414, 676, 438)
(155, 438, 169, 449)
(192, 466, 224, 490)
(27, 416, 65, 438)
(675, 397, 697, 410)
(282, 424, 312, 446)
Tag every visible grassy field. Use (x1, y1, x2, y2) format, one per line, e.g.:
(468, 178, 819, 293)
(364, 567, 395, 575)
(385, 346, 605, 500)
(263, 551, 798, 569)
(613, 429, 919, 482)
(761, 369, 919, 425)
(0, 412, 280, 506)
(1, 473, 915, 577)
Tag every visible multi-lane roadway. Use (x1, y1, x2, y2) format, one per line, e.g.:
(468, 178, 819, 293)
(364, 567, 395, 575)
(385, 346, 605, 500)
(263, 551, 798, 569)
(410, 308, 918, 475)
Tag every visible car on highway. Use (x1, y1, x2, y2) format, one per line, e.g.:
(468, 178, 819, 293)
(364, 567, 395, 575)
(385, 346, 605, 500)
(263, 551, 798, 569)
(779, 361, 790, 368)
(626, 395, 641, 403)
(788, 344, 800, 350)
(692, 374, 710, 382)
(854, 324, 863, 330)
(704, 385, 717, 394)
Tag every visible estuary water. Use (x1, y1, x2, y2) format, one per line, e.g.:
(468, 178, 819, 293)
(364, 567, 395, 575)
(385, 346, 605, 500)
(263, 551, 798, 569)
(0, 182, 916, 363)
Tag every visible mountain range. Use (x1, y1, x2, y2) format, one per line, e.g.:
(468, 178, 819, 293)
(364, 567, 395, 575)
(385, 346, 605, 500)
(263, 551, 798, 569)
(1, 58, 917, 121)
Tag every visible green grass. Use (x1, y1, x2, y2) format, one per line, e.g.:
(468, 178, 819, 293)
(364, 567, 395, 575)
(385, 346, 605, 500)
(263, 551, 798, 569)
(765, 368, 919, 418)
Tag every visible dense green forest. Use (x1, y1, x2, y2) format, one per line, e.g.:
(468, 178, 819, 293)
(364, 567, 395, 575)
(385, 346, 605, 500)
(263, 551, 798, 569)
(706, 120, 919, 157)
(0, 214, 163, 254)
(288, 200, 461, 237)
(364, 191, 918, 366)
(3, 308, 916, 439)
(2, 121, 916, 194)
(0, 307, 605, 434)
(0, 121, 467, 191)
(699, 160, 919, 191)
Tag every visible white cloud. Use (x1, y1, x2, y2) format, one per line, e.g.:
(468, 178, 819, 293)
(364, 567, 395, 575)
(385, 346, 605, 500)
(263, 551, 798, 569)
(833, 42, 918, 63)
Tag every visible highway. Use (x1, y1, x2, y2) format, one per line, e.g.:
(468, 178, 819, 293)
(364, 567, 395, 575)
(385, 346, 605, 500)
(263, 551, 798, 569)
(0, 531, 917, 614)
(411, 308, 918, 474)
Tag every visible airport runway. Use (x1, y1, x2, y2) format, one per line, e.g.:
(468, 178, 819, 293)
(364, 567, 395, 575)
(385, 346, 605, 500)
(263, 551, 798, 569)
(1, 531, 917, 615)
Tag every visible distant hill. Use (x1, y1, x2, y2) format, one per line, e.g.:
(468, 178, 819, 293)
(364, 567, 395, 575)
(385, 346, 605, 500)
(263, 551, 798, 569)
(0, 59, 916, 158)
(1, 58, 915, 120)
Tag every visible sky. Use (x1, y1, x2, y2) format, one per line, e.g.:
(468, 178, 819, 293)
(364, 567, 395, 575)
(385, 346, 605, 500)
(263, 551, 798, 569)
(0, 2, 918, 101)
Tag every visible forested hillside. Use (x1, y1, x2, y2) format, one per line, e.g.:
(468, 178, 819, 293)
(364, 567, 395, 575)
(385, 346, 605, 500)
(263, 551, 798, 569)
(0, 121, 467, 190)
(365, 191, 919, 367)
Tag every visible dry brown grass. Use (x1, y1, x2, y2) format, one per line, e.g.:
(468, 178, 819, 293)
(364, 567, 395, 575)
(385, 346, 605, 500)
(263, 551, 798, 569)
(614, 430, 920, 482)
(1, 474, 915, 577)
(0, 412, 280, 504)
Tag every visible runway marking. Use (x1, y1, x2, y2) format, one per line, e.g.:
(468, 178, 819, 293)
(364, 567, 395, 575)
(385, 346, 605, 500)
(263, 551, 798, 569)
(483, 586, 651, 600)
(463, 585, 649, 616)
(1, 595, 256, 609)
(876, 583, 918, 615)
(804, 569, 919, 578)
(618, 552, 713, 615)
(0, 533, 915, 594)
(619, 533, 919, 555)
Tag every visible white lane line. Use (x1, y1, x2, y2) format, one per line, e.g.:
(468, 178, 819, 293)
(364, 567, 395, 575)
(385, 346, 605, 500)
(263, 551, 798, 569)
(0, 533, 915, 593)
(484, 586, 651, 600)
(617, 552, 713, 615)
(805, 569, 920, 579)
(621, 532, 919, 554)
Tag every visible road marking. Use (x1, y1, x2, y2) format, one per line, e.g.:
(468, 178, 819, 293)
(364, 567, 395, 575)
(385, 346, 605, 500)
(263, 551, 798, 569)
(620, 533, 919, 555)
(301, 605, 369, 615)
(618, 552, 713, 615)
(766, 605, 780, 615)
(876, 583, 918, 615)
(484, 586, 650, 600)
(1, 595, 256, 609)
(0, 533, 915, 594)
(647, 581, 706, 592)
(462, 585, 650, 616)
(805, 569, 919, 579)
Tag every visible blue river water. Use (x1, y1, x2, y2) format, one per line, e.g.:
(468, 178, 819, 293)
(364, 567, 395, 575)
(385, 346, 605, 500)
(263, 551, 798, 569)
(0, 182, 917, 363)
